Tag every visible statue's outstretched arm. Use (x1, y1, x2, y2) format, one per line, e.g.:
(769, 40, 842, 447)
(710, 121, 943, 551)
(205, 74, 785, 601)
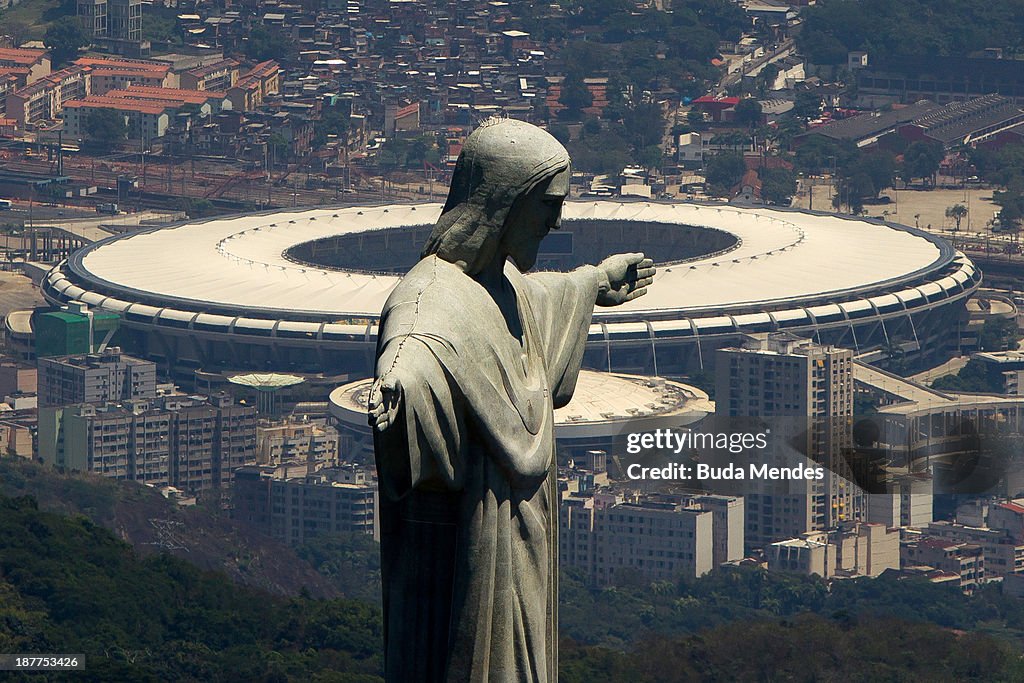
(595, 253, 655, 307)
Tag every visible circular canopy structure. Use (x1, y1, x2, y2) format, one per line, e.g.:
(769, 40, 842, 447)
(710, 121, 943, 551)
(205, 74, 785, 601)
(41, 201, 980, 377)
(226, 372, 306, 391)
(330, 370, 713, 460)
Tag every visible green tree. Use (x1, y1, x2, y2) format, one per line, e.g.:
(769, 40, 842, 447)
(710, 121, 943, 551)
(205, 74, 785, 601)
(686, 108, 706, 129)
(733, 98, 763, 129)
(622, 102, 665, 150)
(945, 204, 968, 231)
(856, 151, 896, 197)
(932, 358, 1001, 393)
(993, 180, 1024, 233)
(44, 17, 89, 67)
(705, 152, 747, 194)
(901, 141, 944, 187)
(549, 123, 572, 145)
(792, 91, 823, 122)
(313, 108, 350, 149)
(245, 27, 288, 62)
(760, 167, 796, 205)
(999, 200, 1023, 233)
(0, 18, 32, 47)
(559, 73, 593, 120)
(268, 133, 290, 162)
(81, 108, 128, 153)
(635, 144, 663, 171)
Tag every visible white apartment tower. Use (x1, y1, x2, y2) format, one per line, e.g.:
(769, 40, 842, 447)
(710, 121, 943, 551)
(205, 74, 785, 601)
(715, 333, 863, 547)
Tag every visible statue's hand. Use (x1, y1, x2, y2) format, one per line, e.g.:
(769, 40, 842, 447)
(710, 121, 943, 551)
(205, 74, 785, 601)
(596, 253, 655, 307)
(368, 374, 403, 432)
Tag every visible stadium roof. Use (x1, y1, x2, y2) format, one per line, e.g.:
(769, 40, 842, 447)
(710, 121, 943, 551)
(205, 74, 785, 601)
(58, 202, 954, 322)
(330, 370, 713, 435)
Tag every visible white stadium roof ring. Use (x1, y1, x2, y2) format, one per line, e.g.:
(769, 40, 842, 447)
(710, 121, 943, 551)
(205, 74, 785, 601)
(42, 201, 980, 377)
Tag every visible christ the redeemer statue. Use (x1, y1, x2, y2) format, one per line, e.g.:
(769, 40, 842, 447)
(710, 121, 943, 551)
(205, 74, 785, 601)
(368, 118, 654, 682)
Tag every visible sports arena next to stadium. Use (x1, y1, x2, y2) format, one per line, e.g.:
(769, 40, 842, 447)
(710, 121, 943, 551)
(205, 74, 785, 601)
(41, 201, 981, 388)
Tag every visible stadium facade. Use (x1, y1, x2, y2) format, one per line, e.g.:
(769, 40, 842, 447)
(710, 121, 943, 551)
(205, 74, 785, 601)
(41, 201, 980, 384)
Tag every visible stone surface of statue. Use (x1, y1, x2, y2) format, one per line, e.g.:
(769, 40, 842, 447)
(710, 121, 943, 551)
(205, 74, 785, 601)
(369, 118, 654, 682)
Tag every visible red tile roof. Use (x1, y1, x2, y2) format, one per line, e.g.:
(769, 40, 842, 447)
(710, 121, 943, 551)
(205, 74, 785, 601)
(0, 48, 47, 66)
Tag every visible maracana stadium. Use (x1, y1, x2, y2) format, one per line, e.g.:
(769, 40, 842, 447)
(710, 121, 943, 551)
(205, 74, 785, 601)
(40, 201, 980, 385)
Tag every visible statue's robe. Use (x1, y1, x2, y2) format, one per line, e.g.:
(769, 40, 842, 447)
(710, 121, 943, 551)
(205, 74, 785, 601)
(374, 254, 601, 682)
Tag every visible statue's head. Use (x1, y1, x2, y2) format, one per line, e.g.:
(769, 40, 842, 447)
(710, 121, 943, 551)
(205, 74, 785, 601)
(422, 117, 570, 274)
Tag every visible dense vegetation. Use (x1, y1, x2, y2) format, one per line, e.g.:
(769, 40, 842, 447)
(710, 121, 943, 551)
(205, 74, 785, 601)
(0, 495, 383, 682)
(560, 615, 1022, 682)
(560, 565, 1024, 646)
(971, 144, 1024, 230)
(523, 0, 746, 95)
(799, 0, 1024, 64)
(6, 486, 1024, 680)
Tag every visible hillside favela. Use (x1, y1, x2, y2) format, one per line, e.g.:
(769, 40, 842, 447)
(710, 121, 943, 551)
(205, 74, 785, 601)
(2, 0, 1024, 680)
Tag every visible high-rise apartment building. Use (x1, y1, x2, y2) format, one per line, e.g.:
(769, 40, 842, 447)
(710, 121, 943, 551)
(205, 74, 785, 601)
(38, 393, 256, 500)
(38, 347, 155, 408)
(233, 465, 378, 543)
(78, 0, 141, 42)
(108, 0, 142, 42)
(77, 0, 107, 37)
(715, 333, 863, 547)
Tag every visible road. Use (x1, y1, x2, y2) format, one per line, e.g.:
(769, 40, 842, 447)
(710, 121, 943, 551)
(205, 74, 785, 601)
(719, 39, 795, 91)
(46, 210, 185, 243)
(909, 356, 970, 385)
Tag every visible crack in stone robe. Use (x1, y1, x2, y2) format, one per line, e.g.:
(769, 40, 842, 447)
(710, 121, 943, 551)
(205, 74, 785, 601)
(374, 255, 601, 682)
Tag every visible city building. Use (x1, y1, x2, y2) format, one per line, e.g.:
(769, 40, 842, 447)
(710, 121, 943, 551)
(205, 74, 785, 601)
(233, 464, 377, 543)
(676, 132, 711, 168)
(895, 94, 1024, 150)
(692, 494, 746, 566)
(78, 0, 141, 42)
(901, 536, 985, 591)
(39, 392, 256, 499)
(0, 361, 36, 398)
(256, 418, 339, 465)
(77, 0, 108, 37)
(0, 414, 34, 458)
(0, 47, 51, 86)
(227, 60, 280, 111)
(855, 56, 1024, 108)
(33, 304, 121, 359)
(108, 0, 142, 43)
(767, 523, 900, 579)
(74, 57, 174, 95)
(794, 100, 940, 149)
(38, 347, 155, 408)
(63, 86, 229, 143)
(865, 471, 934, 528)
(715, 333, 863, 547)
(924, 520, 1024, 579)
(559, 492, 743, 586)
(5, 65, 90, 126)
(766, 536, 833, 578)
(179, 58, 239, 91)
(990, 501, 1024, 542)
